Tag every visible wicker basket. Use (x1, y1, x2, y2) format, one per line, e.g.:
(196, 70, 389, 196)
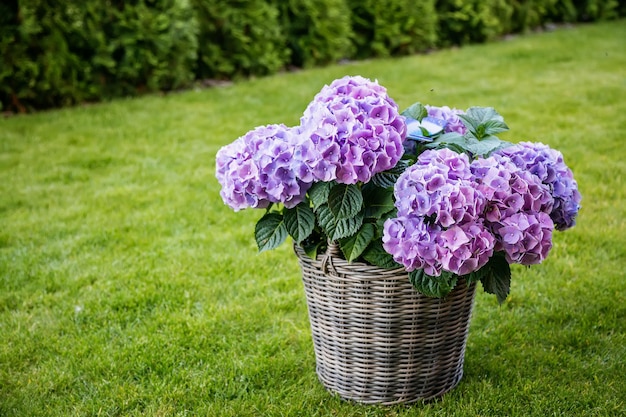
(294, 243, 476, 405)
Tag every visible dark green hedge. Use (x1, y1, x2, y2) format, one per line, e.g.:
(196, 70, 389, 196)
(192, 0, 288, 80)
(272, 0, 354, 68)
(1, 0, 198, 112)
(91, 0, 198, 97)
(348, 0, 437, 58)
(1, 0, 624, 112)
(1, 0, 94, 111)
(435, 0, 514, 46)
(550, 0, 621, 22)
(506, 0, 558, 33)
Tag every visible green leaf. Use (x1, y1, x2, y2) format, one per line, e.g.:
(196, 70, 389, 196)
(319, 200, 365, 242)
(283, 203, 315, 244)
(316, 204, 336, 238)
(362, 240, 401, 269)
(375, 209, 397, 233)
(332, 211, 364, 240)
(463, 268, 487, 285)
(476, 124, 486, 138)
(299, 230, 325, 259)
(433, 132, 467, 145)
(483, 119, 509, 136)
(458, 114, 479, 134)
(408, 269, 458, 298)
(428, 132, 469, 153)
(462, 106, 505, 125)
(308, 181, 332, 211)
(254, 212, 287, 253)
(339, 223, 375, 262)
(401, 102, 428, 121)
(361, 184, 395, 219)
(459, 107, 508, 140)
(328, 183, 363, 220)
(479, 252, 511, 304)
(302, 240, 323, 260)
(371, 159, 409, 189)
(490, 139, 514, 154)
(465, 136, 504, 157)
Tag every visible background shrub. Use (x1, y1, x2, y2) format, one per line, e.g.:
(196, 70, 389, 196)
(0, 0, 198, 112)
(347, 0, 438, 58)
(90, 0, 199, 98)
(272, 0, 354, 68)
(507, 0, 558, 32)
(548, 0, 621, 22)
(1, 0, 624, 112)
(0, 0, 93, 112)
(192, 0, 288, 80)
(435, 0, 514, 46)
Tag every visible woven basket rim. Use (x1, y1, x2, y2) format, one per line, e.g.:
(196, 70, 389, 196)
(293, 242, 407, 275)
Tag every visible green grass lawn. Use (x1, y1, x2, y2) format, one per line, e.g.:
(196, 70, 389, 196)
(1, 20, 625, 416)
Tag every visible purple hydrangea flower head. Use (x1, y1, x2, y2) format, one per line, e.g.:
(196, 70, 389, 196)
(470, 154, 555, 265)
(384, 148, 495, 277)
(495, 142, 581, 230)
(216, 124, 311, 211)
(382, 216, 444, 275)
(439, 221, 495, 275)
(470, 154, 554, 222)
(425, 105, 467, 134)
(299, 76, 407, 184)
(383, 216, 495, 276)
(492, 211, 554, 265)
(394, 149, 484, 225)
(303, 75, 390, 113)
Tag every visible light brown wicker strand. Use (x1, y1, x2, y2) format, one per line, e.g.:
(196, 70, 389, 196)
(295, 243, 476, 405)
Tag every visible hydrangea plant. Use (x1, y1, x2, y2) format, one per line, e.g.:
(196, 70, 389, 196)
(215, 76, 581, 303)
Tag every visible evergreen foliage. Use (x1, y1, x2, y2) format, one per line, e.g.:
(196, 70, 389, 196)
(347, 0, 438, 58)
(272, 0, 354, 68)
(1, 0, 198, 112)
(1, 0, 624, 112)
(192, 0, 288, 80)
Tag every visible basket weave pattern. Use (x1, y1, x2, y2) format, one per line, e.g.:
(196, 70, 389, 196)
(295, 244, 476, 404)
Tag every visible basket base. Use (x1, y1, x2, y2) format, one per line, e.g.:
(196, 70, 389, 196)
(317, 365, 464, 405)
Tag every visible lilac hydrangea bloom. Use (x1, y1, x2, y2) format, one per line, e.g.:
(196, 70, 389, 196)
(383, 216, 495, 276)
(425, 105, 467, 134)
(302, 75, 391, 119)
(394, 149, 485, 226)
(439, 221, 495, 275)
(383, 149, 495, 276)
(492, 211, 553, 265)
(299, 76, 406, 184)
(383, 216, 443, 275)
(495, 142, 581, 230)
(470, 155, 554, 221)
(470, 155, 554, 265)
(216, 124, 311, 211)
